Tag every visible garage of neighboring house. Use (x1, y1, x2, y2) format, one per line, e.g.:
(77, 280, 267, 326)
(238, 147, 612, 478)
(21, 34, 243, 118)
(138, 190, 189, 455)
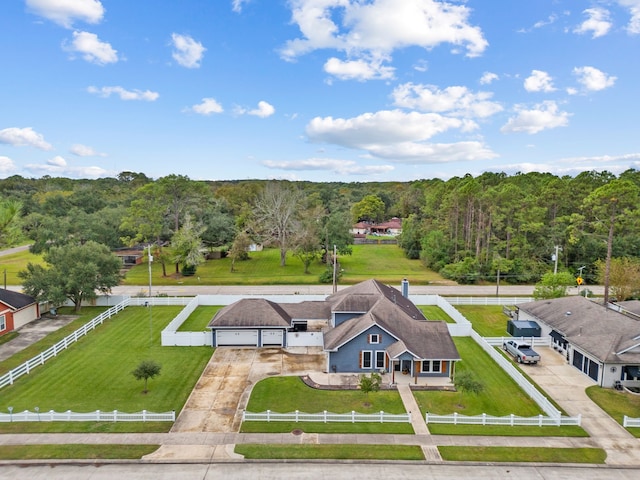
(1, 288, 40, 336)
(215, 329, 259, 346)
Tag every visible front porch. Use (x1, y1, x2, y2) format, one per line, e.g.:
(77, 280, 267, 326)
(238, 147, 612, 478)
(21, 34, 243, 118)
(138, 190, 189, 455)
(306, 371, 455, 391)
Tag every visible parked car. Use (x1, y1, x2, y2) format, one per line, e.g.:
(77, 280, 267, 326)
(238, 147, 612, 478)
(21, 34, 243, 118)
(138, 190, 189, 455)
(503, 340, 541, 365)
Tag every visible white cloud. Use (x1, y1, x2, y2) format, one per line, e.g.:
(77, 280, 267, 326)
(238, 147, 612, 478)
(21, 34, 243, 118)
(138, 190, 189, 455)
(70, 144, 106, 157)
(171, 33, 206, 68)
(236, 101, 275, 118)
(524, 70, 555, 92)
(188, 98, 224, 115)
(0, 127, 53, 150)
(25, 155, 109, 178)
(617, 1, 640, 33)
(367, 141, 499, 164)
(573, 66, 617, 91)
(324, 57, 395, 81)
(574, 8, 612, 38)
(479, 72, 498, 85)
(232, 0, 251, 13)
(262, 158, 394, 175)
(26, 0, 104, 28)
(280, 0, 487, 78)
(63, 31, 118, 65)
(0, 156, 17, 174)
(498, 152, 640, 177)
(391, 83, 503, 118)
(501, 101, 571, 134)
(87, 86, 159, 101)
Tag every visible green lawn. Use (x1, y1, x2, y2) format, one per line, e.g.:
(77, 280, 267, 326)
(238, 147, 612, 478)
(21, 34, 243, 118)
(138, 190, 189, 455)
(0, 444, 159, 460)
(0, 248, 44, 285)
(241, 376, 413, 434)
(438, 446, 606, 463)
(419, 305, 455, 323)
(586, 385, 640, 437)
(455, 305, 510, 336)
(122, 245, 449, 286)
(0, 306, 212, 431)
(177, 306, 222, 331)
(235, 444, 424, 460)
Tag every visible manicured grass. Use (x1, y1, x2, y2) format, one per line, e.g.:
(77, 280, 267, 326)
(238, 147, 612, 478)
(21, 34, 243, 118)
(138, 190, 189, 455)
(122, 245, 448, 286)
(438, 446, 606, 463)
(235, 444, 424, 460)
(0, 306, 213, 432)
(0, 331, 19, 346)
(586, 385, 640, 438)
(427, 424, 588, 437)
(455, 305, 510, 337)
(177, 306, 222, 331)
(419, 306, 455, 323)
(0, 444, 159, 460)
(0, 248, 44, 284)
(241, 376, 413, 434)
(0, 307, 109, 376)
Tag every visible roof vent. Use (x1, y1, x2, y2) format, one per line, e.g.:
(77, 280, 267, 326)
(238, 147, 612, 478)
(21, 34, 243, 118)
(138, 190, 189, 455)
(565, 311, 572, 316)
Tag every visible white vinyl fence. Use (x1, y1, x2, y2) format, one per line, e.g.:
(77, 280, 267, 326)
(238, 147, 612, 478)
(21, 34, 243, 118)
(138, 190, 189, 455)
(623, 416, 640, 427)
(0, 409, 175, 423)
(425, 412, 581, 426)
(243, 410, 411, 424)
(484, 336, 552, 348)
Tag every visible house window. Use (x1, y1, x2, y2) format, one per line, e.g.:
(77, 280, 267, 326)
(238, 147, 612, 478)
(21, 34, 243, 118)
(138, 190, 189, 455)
(369, 334, 380, 344)
(0, 314, 5, 332)
(375, 351, 385, 369)
(361, 350, 372, 369)
(421, 360, 442, 373)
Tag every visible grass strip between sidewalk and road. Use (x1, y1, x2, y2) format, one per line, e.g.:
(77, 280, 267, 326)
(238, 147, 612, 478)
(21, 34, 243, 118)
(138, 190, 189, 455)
(0, 444, 159, 460)
(234, 444, 424, 460)
(438, 446, 606, 464)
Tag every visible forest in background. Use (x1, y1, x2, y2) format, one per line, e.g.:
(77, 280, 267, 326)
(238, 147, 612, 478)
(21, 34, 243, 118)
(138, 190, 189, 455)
(1, 169, 639, 294)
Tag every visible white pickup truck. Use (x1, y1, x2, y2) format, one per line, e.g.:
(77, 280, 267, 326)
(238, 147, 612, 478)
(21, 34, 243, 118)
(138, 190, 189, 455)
(503, 340, 541, 365)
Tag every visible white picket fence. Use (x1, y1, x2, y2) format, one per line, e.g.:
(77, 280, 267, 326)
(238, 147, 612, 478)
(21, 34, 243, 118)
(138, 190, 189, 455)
(243, 410, 411, 423)
(623, 416, 640, 427)
(0, 300, 131, 390)
(0, 409, 175, 423)
(425, 412, 581, 426)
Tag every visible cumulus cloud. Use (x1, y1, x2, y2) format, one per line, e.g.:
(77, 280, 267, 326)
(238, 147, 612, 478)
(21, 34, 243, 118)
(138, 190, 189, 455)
(501, 101, 571, 134)
(617, 0, 640, 34)
(171, 33, 206, 68)
(87, 86, 159, 101)
(0, 127, 53, 150)
(391, 83, 503, 118)
(574, 8, 612, 38)
(280, 0, 487, 79)
(188, 98, 224, 115)
(26, 0, 104, 28)
(262, 158, 394, 175)
(63, 31, 118, 65)
(480, 72, 499, 85)
(572, 66, 617, 91)
(70, 144, 106, 157)
(324, 57, 395, 81)
(235, 101, 275, 118)
(524, 70, 556, 92)
(0, 156, 17, 174)
(25, 155, 108, 178)
(367, 141, 499, 163)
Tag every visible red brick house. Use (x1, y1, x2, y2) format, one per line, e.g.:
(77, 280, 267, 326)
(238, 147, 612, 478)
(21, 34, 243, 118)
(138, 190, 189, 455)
(0, 288, 40, 336)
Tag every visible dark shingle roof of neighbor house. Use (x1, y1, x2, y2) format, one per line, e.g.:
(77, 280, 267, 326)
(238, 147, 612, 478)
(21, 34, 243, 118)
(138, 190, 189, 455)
(324, 285, 459, 361)
(0, 288, 36, 310)
(617, 300, 640, 317)
(517, 296, 640, 364)
(208, 299, 291, 328)
(279, 301, 331, 320)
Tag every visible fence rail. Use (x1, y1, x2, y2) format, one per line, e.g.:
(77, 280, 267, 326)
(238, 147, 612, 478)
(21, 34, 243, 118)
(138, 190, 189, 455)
(443, 297, 534, 306)
(243, 410, 411, 423)
(0, 409, 175, 423)
(484, 337, 553, 348)
(0, 300, 131, 390)
(425, 412, 581, 426)
(624, 416, 640, 427)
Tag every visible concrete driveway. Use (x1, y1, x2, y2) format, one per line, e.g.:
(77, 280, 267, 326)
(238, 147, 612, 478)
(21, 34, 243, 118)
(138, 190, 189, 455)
(525, 346, 640, 466)
(171, 347, 325, 433)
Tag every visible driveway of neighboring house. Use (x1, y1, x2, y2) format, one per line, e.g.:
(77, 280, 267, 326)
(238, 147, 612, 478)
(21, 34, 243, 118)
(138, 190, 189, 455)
(0, 315, 76, 362)
(170, 347, 325, 433)
(525, 346, 640, 465)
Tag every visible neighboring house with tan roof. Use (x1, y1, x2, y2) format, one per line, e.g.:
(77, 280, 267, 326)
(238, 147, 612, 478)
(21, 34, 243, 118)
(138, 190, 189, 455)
(207, 279, 460, 383)
(516, 296, 640, 388)
(0, 288, 40, 336)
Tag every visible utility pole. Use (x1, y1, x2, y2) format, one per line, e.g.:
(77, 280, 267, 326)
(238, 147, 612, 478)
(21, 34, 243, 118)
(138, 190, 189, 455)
(148, 245, 153, 347)
(332, 244, 337, 294)
(552, 245, 562, 274)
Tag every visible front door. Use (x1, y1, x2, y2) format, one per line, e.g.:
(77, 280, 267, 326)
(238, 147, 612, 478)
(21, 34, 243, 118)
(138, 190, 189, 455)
(401, 359, 412, 376)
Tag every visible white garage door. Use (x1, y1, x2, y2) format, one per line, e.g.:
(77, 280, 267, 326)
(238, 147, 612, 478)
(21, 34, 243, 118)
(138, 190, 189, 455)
(216, 330, 258, 346)
(262, 330, 284, 346)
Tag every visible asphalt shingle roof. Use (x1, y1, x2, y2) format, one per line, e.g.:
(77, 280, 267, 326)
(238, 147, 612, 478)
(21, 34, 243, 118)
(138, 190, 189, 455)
(0, 288, 36, 311)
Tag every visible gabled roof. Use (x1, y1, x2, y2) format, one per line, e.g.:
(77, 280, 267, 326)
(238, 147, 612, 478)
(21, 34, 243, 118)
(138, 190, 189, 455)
(517, 296, 640, 364)
(208, 299, 291, 328)
(280, 301, 331, 320)
(0, 288, 36, 311)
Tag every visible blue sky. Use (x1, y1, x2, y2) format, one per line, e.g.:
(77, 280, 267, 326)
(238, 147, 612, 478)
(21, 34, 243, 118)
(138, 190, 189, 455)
(1, 0, 639, 182)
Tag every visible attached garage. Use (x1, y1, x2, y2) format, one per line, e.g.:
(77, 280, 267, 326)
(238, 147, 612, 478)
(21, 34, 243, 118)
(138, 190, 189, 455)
(262, 329, 284, 346)
(216, 330, 258, 347)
